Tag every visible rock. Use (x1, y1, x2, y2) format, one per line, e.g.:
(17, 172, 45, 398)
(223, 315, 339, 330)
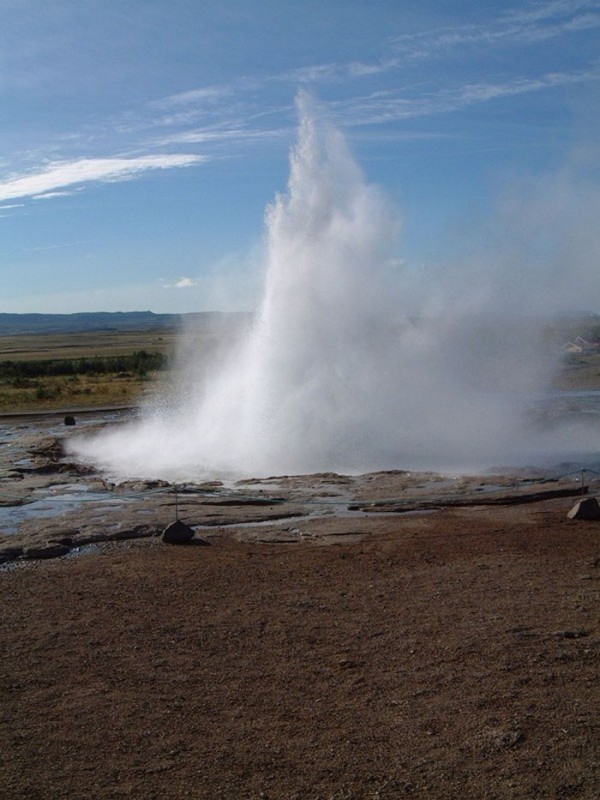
(28, 437, 64, 459)
(73, 533, 108, 546)
(0, 546, 24, 563)
(23, 543, 71, 560)
(554, 629, 589, 639)
(567, 497, 600, 520)
(200, 496, 286, 506)
(119, 479, 171, 491)
(64, 415, 76, 426)
(162, 520, 195, 544)
(107, 525, 160, 542)
(48, 535, 75, 547)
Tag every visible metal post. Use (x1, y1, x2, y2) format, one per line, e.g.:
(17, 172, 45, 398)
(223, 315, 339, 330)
(581, 469, 586, 497)
(175, 485, 179, 520)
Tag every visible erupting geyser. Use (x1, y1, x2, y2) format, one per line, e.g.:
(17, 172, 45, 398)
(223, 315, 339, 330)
(70, 93, 571, 481)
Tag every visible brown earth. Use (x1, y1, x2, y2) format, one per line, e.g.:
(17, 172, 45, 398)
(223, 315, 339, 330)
(1, 496, 599, 799)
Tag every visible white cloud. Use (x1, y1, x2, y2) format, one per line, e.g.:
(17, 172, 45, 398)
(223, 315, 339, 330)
(161, 277, 199, 289)
(0, 154, 206, 203)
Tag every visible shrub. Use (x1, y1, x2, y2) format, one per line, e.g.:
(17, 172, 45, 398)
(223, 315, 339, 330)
(35, 385, 62, 400)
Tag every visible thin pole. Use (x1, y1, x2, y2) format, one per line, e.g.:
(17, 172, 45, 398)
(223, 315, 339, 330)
(581, 469, 586, 497)
(175, 485, 179, 520)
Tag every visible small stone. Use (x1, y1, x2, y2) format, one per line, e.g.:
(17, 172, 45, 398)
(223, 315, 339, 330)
(64, 415, 76, 426)
(162, 520, 195, 544)
(554, 629, 589, 639)
(49, 536, 74, 547)
(0, 546, 24, 563)
(24, 543, 71, 560)
(73, 533, 108, 546)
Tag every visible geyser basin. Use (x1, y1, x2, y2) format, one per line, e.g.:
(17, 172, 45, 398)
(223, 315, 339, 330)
(68, 93, 598, 481)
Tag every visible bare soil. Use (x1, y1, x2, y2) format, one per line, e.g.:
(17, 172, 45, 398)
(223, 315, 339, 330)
(1, 495, 599, 799)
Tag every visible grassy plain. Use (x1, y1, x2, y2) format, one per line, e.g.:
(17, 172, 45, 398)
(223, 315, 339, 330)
(0, 329, 182, 413)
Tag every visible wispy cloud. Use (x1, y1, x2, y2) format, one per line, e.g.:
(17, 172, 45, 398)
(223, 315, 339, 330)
(287, 63, 345, 84)
(263, 1, 600, 89)
(0, 154, 206, 203)
(390, 0, 600, 59)
(2, 0, 596, 212)
(331, 67, 600, 125)
(456, 67, 599, 104)
(154, 86, 232, 109)
(29, 240, 91, 252)
(155, 126, 285, 148)
(32, 190, 79, 200)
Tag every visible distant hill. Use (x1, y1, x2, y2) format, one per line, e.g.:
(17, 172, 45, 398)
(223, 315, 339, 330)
(0, 311, 251, 335)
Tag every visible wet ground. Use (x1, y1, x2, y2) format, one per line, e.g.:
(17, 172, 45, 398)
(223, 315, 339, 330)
(1, 401, 598, 562)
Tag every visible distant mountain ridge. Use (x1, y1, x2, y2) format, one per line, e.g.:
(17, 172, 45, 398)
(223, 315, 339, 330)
(0, 311, 250, 335)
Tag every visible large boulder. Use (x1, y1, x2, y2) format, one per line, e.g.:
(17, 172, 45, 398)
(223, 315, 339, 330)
(162, 520, 195, 544)
(567, 497, 600, 521)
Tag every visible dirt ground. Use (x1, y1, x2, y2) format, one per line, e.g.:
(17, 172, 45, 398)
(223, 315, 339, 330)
(1, 494, 599, 799)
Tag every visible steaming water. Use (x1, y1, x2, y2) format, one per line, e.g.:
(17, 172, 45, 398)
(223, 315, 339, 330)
(69, 94, 598, 481)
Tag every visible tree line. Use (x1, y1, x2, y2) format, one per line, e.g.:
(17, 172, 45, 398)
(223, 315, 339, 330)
(0, 350, 168, 380)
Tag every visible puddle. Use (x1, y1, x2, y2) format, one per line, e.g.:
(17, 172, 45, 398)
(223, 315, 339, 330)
(388, 508, 440, 517)
(64, 543, 102, 559)
(193, 514, 310, 532)
(0, 489, 135, 535)
(31, 482, 92, 495)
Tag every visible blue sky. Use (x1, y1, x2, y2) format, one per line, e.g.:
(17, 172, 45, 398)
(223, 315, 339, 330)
(1, 0, 599, 314)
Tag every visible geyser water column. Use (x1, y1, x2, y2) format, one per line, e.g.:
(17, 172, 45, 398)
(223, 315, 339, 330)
(191, 91, 402, 474)
(69, 93, 552, 480)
